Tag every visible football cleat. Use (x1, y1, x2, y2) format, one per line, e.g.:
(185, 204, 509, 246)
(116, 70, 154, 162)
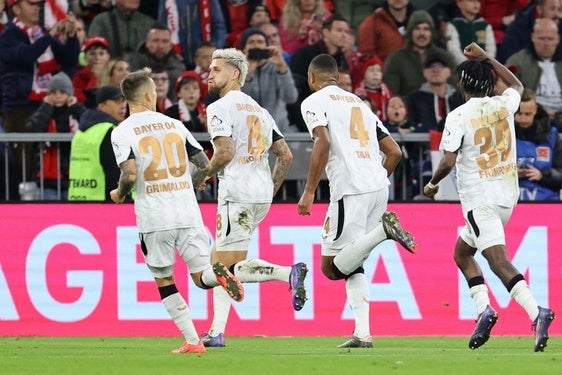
(382, 211, 417, 254)
(213, 262, 244, 302)
(533, 306, 555, 352)
(171, 340, 206, 354)
(469, 305, 498, 349)
(289, 262, 308, 311)
(337, 336, 373, 348)
(201, 332, 226, 347)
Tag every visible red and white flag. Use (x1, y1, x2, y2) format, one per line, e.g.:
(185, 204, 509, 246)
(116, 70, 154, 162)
(44, 0, 68, 29)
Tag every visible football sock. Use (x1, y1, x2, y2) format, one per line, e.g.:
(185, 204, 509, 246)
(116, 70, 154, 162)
(233, 259, 291, 282)
(208, 286, 232, 336)
(469, 284, 490, 315)
(345, 273, 371, 340)
(509, 279, 539, 321)
(162, 293, 199, 344)
(333, 223, 387, 275)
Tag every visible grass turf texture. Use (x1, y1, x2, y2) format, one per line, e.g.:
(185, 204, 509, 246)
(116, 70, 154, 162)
(1, 337, 560, 374)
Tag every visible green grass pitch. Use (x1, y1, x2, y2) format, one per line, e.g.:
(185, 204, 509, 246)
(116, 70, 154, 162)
(1, 336, 560, 374)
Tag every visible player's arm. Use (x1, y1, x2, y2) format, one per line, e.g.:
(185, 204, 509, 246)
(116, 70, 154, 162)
(269, 131, 293, 196)
(298, 125, 329, 215)
(203, 135, 235, 177)
(378, 133, 402, 177)
(423, 150, 457, 197)
(111, 158, 137, 203)
(188, 142, 210, 189)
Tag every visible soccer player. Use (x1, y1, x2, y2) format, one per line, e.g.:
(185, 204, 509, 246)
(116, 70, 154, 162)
(424, 42, 555, 352)
(297, 54, 417, 348)
(192, 48, 308, 347)
(109, 68, 243, 354)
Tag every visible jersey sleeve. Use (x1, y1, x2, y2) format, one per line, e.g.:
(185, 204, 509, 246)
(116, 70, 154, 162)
(501, 87, 522, 114)
(300, 95, 327, 137)
(207, 101, 232, 139)
(111, 125, 131, 166)
(440, 109, 464, 153)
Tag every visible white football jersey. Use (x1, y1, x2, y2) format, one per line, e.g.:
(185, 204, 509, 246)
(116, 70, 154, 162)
(112, 111, 204, 232)
(300, 85, 390, 201)
(440, 87, 521, 211)
(206, 90, 280, 203)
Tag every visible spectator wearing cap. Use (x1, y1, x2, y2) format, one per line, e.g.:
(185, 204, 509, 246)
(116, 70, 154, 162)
(68, 85, 126, 201)
(157, 0, 226, 69)
(405, 52, 464, 131)
(165, 71, 207, 133)
(219, 0, 264, 48)
(354, 55, 392, 121)
(25, 71, 86, 200)
(88, 0, 156, 59)
(72, 35, 110, 107)
(240, 27, 299, 134)
(127, 24, 185, 101)
(248, 4, 271, 28)
(445, 0, 496, 66)
(0, 0, 80, 186)
(383, 10, 456, 96)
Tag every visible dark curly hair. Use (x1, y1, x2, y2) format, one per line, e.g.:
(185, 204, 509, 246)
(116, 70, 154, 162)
(456, 59, 494, 97)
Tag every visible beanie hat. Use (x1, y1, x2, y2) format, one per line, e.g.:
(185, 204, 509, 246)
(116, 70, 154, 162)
(406, 10, 435, 44)
(239, 28, 268, 49)
(359, 55, 384, 79)
(175, 71, 207, 98)
(47, 72, 74, 95)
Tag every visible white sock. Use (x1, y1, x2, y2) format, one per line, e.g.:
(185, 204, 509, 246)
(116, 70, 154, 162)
(470, 284, 490, 315)
(510, 280, 539, 320)
(234, 259, 291, 282)
(200, 266, 219, 287)
(333, 223, 387, 275)
(162, 293, 199, 344)
(208, 286, 232, 336)
(346, 273, 370, 340)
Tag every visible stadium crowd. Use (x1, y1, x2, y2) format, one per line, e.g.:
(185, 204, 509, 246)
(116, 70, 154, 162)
(0, 0, 561, 202)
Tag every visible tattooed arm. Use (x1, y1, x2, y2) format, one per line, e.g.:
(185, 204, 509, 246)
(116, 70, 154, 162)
(190, 150, 210, 189)
(203, 136, 235, 177)
(110, 159, 137, 203)
(269, 138, 293, 196)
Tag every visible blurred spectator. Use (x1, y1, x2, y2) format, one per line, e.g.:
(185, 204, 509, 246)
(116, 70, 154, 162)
(354, 55, 393, 121)
(240, 28, 298, 133)
(479, 0, 527, 45)
(73, 35, 110, 107)
(406, 52, 464, 131)
(25, 72, 85, 200)
(383, 95, 426, 200)
(193, 41, 216, 93)
(158, 0, 226, 69)
(383, 10, 456, 96)
(342, 26, 363, 85)
(151, 68, 173, 113)
(506, 18, 562, 125)
(336, 69, 353, 92)
(98, 58, 129, 88)
(425, 0, 458, 48)
(72, 0, 112, 28)
(515, 88, 562, 201)
(166, 71, 207, 132)
(267, 0, 334, 24)
(357, 0, 414, 63)
(446, 0, 496, 66)
(0, 0, 79, 185)
(88, 0, 156, 59)
(220, 0, 263, 48)
(498, 0, 562, 63)
(127, 24, 185, 100)
(290, 13, 350, 131)
(279, 0, 328, 54)
(68, 85, 126, 201)
(259, 21, 292, 64)
(0, 0, 7, 34)
(248, 3, 272, 28)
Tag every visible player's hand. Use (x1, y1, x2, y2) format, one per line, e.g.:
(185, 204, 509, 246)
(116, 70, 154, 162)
(464, 42, 487, 60)
(297, 191, 315, 215)
(423, 183, 439, 197)
(110, 189, 125, 203)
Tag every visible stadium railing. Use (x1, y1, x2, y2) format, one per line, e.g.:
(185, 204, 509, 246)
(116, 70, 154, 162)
(0, 132, 432, 202)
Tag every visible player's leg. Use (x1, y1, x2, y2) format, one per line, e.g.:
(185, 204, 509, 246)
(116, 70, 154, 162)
(139, 231, 205, 354)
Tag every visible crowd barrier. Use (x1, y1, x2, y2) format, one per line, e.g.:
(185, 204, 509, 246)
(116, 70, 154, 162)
(0, 202, 560, 337)
(0, 132, 432, 202)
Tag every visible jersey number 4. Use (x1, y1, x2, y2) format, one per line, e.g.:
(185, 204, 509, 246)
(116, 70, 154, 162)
(349, 107, 369, 147)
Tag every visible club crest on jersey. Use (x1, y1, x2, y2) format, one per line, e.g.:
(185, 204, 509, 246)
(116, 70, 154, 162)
(210, 115, 225, 131)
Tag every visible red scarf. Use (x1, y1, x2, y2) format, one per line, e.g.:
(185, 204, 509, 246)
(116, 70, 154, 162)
(178, 99, 206, 128)
(14, 18, 60, 102)
(165, 0, 212, 56)
(39, 114, 78, 180)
